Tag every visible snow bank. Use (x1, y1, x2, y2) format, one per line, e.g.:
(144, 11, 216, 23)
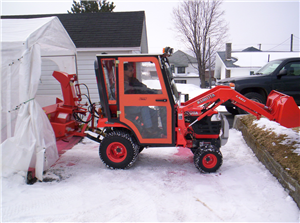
(253, 118, 300, 155)
(2, 129, 299, 222)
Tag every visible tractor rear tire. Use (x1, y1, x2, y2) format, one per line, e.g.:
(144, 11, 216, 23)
(99, 130, 139, 169)
(194, 146, 223, 173)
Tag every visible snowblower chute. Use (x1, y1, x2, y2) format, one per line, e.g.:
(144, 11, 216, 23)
(42, 71, 92, 140)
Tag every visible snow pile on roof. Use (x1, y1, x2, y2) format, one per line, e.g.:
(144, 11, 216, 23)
(232, 51, 300, 68)
(253, 118, 300, 155)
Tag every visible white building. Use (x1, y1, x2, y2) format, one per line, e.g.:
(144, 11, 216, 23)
(4, 12, 148, 106)
(168, 50, 198, 76)
(168, 50, 200, 86)
(168, 50, 215, 87)
(215, 43, 300, 80)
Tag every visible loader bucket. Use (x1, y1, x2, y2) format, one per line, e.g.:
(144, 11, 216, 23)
(266, 90, 300, 128)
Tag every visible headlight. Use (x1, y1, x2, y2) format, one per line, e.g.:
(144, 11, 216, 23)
(229, 82, 235, 89)
(216, 82, 235, 89)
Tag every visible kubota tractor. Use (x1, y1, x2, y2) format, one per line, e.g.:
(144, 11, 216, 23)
(45, 48, 300, 173)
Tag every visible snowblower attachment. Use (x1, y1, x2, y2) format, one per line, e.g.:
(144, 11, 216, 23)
(42, 71, 89, 140)
(265, 90, 300, 128)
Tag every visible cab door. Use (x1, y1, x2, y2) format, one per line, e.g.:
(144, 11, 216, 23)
(118, 57, 173, 145)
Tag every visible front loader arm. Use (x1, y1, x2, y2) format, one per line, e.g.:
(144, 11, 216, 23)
(179, 86, 300, 128)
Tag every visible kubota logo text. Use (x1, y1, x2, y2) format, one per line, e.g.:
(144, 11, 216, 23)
(197, 94, 215, 104)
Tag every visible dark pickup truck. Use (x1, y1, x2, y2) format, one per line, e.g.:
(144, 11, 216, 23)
(217, 57, 300, 114)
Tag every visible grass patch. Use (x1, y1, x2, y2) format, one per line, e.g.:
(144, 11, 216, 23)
(240, 115, 300, 184)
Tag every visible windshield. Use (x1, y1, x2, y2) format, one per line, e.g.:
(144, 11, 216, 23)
(255, 59, 283, 75)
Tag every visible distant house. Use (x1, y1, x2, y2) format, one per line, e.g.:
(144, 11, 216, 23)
(215, 43, 300, 80)
(168, 50, 198, 75)
(3, 12, 148, 105)
(168, 50, 215, 87)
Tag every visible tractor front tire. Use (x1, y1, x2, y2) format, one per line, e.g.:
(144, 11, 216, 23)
(99, 130, 139, 169)
(194, 146, 223, 173)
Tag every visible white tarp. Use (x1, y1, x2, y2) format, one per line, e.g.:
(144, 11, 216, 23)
(1, 17, 77, 181)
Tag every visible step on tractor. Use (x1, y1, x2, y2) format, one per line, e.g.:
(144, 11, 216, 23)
(43, 47, 300, 173)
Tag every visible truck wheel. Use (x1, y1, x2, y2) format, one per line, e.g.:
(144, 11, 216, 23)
(194, 146, 223, 173)
(99, 130, 139, 169)
(238, 92, 266, 114)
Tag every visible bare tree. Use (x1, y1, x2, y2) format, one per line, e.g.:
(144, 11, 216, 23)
(173, 0, 228, 88)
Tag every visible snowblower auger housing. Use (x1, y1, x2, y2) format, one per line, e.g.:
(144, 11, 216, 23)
(92, 52, 300, 172)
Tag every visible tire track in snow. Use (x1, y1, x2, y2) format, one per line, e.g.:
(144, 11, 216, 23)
(194, 196, 224, 221)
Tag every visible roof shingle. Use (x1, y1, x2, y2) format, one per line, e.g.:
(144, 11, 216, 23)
(3, 11, 145, 48)
(168, 50, 197, 67)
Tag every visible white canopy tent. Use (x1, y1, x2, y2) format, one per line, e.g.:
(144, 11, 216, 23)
(1, 17, 77, 181)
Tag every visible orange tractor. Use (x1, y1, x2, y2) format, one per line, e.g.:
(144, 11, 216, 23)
(43, 48, 300, 173)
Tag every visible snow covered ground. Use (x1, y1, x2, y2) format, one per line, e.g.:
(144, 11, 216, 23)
(2, 131, 300, 221)
(2, 84, 300, 222)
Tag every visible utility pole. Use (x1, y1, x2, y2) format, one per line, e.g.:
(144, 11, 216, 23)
(290, 34, 293, 52)
(209, 38, 212, 89)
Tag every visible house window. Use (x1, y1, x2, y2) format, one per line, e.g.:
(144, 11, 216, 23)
(174, 80, 187, 84)
(177, 67, 185, 74)
(171, 65, 175, 73)
(225, 69, 231, 78)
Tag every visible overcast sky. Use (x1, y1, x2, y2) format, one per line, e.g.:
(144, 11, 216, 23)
(1, 0, 299, 53)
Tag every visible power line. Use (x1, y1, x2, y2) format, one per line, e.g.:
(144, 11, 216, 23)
(265, 37, 291, 51)
(293, 35, 300, 40)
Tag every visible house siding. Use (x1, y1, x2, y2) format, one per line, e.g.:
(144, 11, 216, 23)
(77, 49, 145, 105)
(186, 64, 198, 75)
(174, 77, 200, 86)
(172, 62, 198, 76)
(36, 59, 64, 107)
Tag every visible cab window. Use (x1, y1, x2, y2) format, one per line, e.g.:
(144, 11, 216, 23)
(102, 59, 116, 101)
(123, 61, 162, 94)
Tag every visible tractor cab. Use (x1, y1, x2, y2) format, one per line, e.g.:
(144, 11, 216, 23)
(94, 51, 178, 146)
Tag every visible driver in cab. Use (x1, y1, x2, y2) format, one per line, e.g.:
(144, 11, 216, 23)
(124, 62, 161, 94)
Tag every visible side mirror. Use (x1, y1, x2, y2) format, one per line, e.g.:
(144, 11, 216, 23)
(277, 69, 287, 78)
